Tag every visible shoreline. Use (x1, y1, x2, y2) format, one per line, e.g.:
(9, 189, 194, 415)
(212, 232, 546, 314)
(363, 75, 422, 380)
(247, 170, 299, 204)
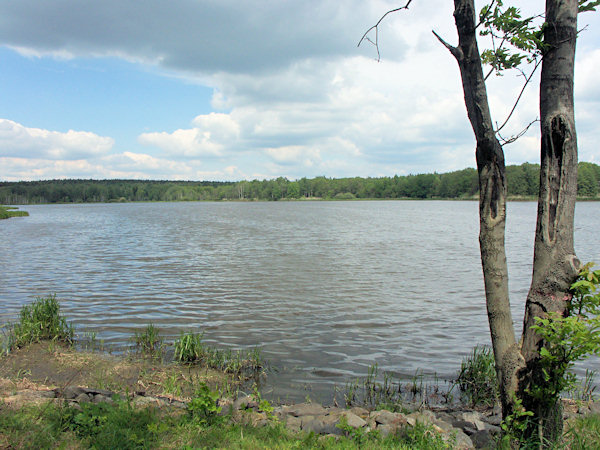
(1, 342, 598, 449)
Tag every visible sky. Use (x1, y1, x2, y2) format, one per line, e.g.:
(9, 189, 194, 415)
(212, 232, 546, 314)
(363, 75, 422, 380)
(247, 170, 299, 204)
(0, 0, 599, 182)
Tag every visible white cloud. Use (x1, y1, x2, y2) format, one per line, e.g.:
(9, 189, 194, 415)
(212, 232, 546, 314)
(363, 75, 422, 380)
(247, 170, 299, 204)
(265, 146, 321, 167)
(138, 128, 223, 157)
(0, 119, 114, 160)
(0, 0, 598, 180)
(138, 112, 241, 158)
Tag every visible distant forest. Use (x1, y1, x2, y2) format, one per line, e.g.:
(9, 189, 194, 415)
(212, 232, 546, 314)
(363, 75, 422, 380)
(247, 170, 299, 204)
(1, 162, 599, 204)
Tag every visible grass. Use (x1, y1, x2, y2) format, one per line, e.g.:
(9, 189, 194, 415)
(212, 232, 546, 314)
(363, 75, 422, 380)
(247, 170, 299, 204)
(174, 330, 263, 378)
(562, 413, 600, 449)
(342, 364, 403, 410)
(456, 345, 498, 407)
(0, 396, 464, 449)
(340, 365, 453, 411)
(3, 387, 597, 450)
(133, 323, 164, 356)
(8, 294, 74, 350)
(0, 205, 29, 219)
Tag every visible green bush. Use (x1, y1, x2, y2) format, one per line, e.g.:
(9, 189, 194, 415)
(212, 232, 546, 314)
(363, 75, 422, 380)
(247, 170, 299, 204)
(527, 263, 600, 410)
(456, 345, 498, 407)
(186, 382, 222, 424)
(53, 396, 162, 450)
(10, 295, 74, 349)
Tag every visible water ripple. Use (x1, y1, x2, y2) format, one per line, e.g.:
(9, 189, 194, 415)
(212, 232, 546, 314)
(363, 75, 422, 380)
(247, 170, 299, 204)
(1, 201, 599, 402)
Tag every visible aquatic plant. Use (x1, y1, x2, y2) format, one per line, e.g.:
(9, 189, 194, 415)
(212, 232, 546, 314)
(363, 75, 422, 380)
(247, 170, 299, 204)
(174, 331, 263, 378)
(10, 294, 74, 349)
(133, 323, 164, 356)
(456, 345, 498, 407)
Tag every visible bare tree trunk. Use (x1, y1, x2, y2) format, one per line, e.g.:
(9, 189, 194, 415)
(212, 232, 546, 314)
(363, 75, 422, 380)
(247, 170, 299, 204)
(519, 0, 581, 441)
(442, 0, 525, 417)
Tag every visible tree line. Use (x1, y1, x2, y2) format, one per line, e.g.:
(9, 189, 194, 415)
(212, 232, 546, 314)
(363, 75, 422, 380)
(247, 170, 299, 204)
(1, 161, 598, 204)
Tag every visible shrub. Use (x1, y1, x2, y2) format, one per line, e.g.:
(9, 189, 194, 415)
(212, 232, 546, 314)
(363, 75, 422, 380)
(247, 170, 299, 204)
(527, 263, 600, 411)
(187, 382, 222, 424)
(10, 294, 74, 349)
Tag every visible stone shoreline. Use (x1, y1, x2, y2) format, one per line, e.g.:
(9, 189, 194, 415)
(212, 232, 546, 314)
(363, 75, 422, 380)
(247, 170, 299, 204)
(2, 378, 598, 450)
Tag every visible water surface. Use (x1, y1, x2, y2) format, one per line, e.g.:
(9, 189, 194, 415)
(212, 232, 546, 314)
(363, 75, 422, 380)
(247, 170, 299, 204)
(1, 201, 598, 401)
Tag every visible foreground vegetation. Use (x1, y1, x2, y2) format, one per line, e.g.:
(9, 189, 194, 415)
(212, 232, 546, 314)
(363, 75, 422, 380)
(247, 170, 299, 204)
(0, 397, 465, 450)
(1, 296, 599, 448)
(1, 162, 599, 204)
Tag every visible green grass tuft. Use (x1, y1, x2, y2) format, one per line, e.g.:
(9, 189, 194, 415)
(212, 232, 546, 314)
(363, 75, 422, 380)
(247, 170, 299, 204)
(133, 323, 164, 356)
(9, 294, 74, 350)
(174, 330, 263, 378)
(456, 345, 498, 407)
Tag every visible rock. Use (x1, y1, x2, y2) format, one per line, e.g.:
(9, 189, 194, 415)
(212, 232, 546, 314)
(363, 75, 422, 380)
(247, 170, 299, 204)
(74, 393, 91, 403)
(249, 412, 269, 427)
(133, 396, 159, 407)
(302, 415, 343, 436)
(349, 406, 369, 418)
(484, 413, 502, 426)
(406, 410, 435, 426)
(92, 394, 114, 404)
(37, 390, 56, 399)
(370, 409, 399, 425)
(432, 418, 453, 432)
(377, 424, 397, 438)
(339, 411, 367, 429)
(282, 402, 327, 417)
(470, 429, 493, 449)
(590, 401, 600, 415)
(83, 387, 115, 397)
(435, 411, 456, 425)
(451, 428, 475, 450)
(459, 412, 487, 431)
(233, 395, 258, 411)
(60, 386, 86, 400)
(285, 416, 302, 432)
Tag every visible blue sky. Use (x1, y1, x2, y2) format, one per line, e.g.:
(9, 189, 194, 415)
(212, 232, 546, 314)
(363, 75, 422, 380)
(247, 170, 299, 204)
(1, 0, 599, 181)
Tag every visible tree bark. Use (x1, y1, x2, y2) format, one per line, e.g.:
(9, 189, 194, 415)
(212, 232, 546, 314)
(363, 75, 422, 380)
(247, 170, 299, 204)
(436, 0, 582, 444)
(447, 0, 525, 417)
(519, 0, 581, 441)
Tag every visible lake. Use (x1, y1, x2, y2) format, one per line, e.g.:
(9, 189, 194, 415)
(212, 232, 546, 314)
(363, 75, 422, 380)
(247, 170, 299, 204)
(1, 201, 599, 402)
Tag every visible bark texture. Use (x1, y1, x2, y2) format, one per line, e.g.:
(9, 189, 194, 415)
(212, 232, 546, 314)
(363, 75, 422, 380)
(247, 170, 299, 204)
(448, 0, 524, 416)
(519, 0, 581, 441)
(441, 0, 581, 444)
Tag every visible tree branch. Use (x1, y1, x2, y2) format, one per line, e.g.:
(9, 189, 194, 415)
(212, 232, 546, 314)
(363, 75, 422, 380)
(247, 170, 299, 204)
(497, 118, 539, 145)
(495, 57, 542, 134)
(358, 0, 414, 61)
(432, 30, 462, 60)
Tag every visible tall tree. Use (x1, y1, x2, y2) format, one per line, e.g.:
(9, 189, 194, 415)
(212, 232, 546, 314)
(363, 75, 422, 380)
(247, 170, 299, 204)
(361, 0, 595, 443)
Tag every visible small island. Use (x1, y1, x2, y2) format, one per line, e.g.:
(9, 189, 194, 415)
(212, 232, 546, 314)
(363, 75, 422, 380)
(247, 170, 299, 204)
(0, 205, 28, 219)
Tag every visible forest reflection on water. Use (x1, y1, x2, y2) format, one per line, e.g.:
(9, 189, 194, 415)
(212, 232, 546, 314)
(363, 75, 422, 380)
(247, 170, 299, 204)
(1, 200, 599, 402)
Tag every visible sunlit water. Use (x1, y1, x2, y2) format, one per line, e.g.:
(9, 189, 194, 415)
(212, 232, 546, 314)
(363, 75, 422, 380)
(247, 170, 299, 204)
(1, 201, 599, 402)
